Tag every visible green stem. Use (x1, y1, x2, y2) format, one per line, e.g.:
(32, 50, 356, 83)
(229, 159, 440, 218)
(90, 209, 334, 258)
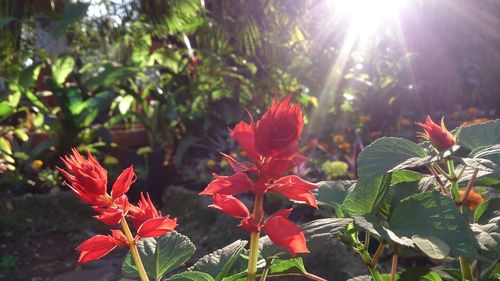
(359, 248, 383, 281)
(460, 256, 474, 281)
(447, 160, 460, 201)
(447, 160, 474, 281)
(247, 194, 264, 281)
(259, 264, 271, 281)
(121, 220, 149, 281)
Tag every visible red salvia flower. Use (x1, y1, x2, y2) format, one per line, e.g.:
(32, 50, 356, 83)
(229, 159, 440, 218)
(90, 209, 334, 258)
(57, 148, 109, 206)
(209, 194, 250, 218)
(111, 166, 136, 199)
(76, 230, 128, 264)
(416, 116, 456, 151)
(128, 193, 161, 230)
(254, 96, 304, 157)
(93, 195, 129, 225)
(136, 216, 178, 238)
(200, 172, 253, 196)
(262, 209, 309, 257)
(267, 176, 318, 208)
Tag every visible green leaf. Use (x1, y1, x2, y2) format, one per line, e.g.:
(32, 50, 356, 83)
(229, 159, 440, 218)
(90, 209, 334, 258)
(312, 180, 354, 209)
(357, 137, 427, 182)
(52, 56, 75, 85)
(190, 240, 247, 281)
(470, 144, 500, 169)
(14, 129, 29, 142)
(342, 174, 392, 216)
(268, 258, 307, 275)
(301, 218, 353, 242)
(399, 267, 443, 281)
(411, 235, 450, 260)
(391, 170, 425, 185)
(0, 101, 14, 119)
(471, 222, 500, 259)
(118, 95, 135, 114)
(353, 215, 413, 247)
(457, 119, 500, 150)
(122, 231, 196, 281)
(167, 271, 215, 281)
(85, 65, 138, 88)
(389, 192, 479, 258)
(18, 64, 42, 90)
(474, 198, 500, 224)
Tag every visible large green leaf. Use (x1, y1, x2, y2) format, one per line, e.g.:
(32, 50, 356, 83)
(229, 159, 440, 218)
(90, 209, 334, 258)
(52, 2, 90, 37)
(471, 222, 500, 259)
(190, 240, 247, 281)
(0, 101, 14, 119)
(342, 174, 392, 216)
(222, 258, 309, 281)
(301, 218, 352, 242)
(389, 192, 478, 258)
(312, 180, 354, 209)
(167, 271, 215, 281)
(122, 231, 196, 281)
(357, 137, 427, 182)
(353, 215, 413, 247)
(52, 56, 75, 85)
(399, 267, 443, 281)
(457, 119, 500, 150)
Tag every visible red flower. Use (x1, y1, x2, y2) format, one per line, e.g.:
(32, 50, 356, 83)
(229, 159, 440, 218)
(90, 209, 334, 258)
(136, 216, 178, 238)
(57, 148, 109, 206)
(417, 116, 456, 151)
(128, 193, 160, 230)
(111, 166, 136, 199)
(262, 209, 309, 257)
(93, 195, 129, 225)
(268, 176, 318, 208)
(460, 190, 484, 210)
(239, 215, 261, 233)
(76, 230, 128, 264)
(209, 194, 250, 218)
(230, 116, 260, 162)
(200, 173, 253, 196)
(254, 96, 303, 157)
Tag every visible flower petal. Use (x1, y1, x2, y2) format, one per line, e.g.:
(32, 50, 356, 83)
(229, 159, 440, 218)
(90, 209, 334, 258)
(200, 173, 253, 196)
(111, 166, 136, 199)
(262, 209, 309, 257)
(268, 176, 318, 208)
(136, 216, 178, 238)
(230, 118, 260, 162)
(209, 194, 250, 218)
(75, 234, 121, 264)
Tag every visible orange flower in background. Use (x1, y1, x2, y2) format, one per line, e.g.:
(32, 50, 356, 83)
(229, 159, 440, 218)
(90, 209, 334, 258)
(338, 142, 352, 150)
(359, 114, 372, 123)
(332, 134, 346, 143)
(369, 131, 382, 139)
(460, 190, 484, 210)
(416, 116, 456, 151)
(467, 107, 478, 115)
(399, 118, 411, 127)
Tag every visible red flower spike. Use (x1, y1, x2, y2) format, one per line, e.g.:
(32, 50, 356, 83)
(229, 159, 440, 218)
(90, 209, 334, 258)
(75, 232, 127, 264)
(111, 166, 136, 199)
(230, 118, 260, 162)
(254, 96, 304, 157)
(57, 149, 109, 206)
(220, 152, 256, 174)
(93, 195, 129, 225)
(209, 194, 250, 218)
(136, 216, 178, 238)
(239, 215, 261, 233)
(262, 209, 309, 257)
(200, 173, 253, 196)
(268, 176, 318, 208)
(129, 193, 160, 230)
(416, 116, 456, 151)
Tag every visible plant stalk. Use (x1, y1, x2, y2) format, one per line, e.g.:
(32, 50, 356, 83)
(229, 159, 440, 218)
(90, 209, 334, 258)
(447, 160, 474, 281)
(247, 194, 264, 281)
(121, 219, 149, 281)
(390, 245, 399, 281)
(359, 247, 383, 281)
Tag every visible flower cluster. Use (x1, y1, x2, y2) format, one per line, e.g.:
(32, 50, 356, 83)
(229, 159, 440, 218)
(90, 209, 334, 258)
(57, 149, 177, 263)
(200, 96, 318, 256)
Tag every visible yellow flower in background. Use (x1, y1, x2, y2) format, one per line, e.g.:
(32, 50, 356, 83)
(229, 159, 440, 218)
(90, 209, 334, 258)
(322, 160, 349, 178)
(206, 159, 217, 169)
(219, 158, 229, 169)
(332, 134, 346, 143)
(359, 114, 372, 123)
(31, 160, 43, 170)
(399, 118, 411, 127)
(338, 142, 352, 150)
